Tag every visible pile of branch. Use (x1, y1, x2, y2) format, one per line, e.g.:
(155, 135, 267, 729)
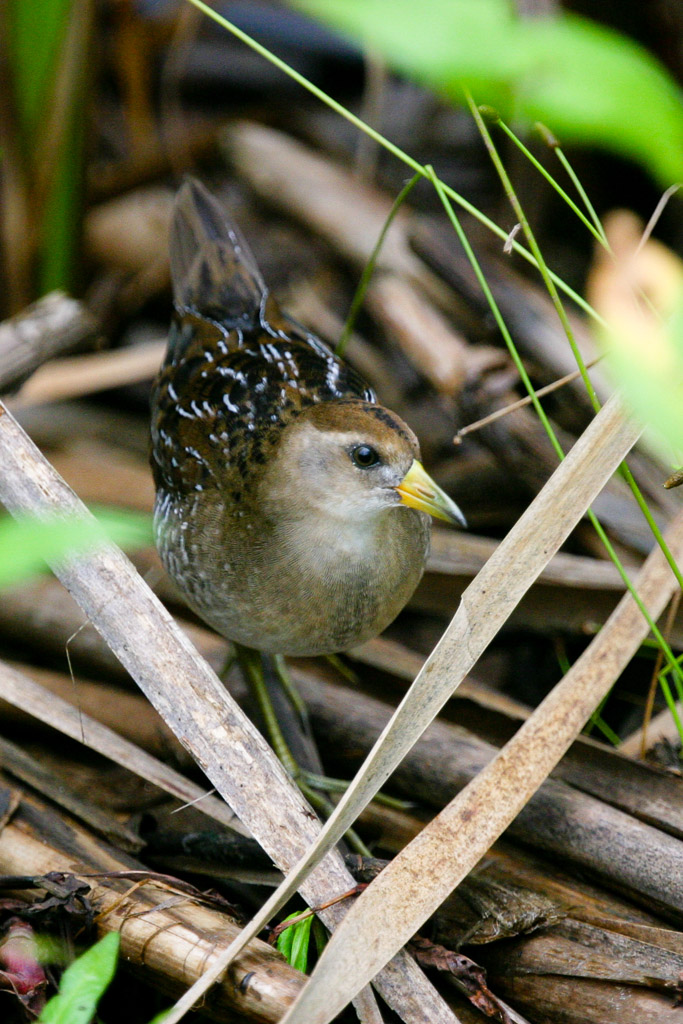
(0, 119, 682, 1024)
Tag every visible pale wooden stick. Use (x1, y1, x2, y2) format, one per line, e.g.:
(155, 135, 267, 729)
(0, 291, 99, 392)
(11, 339, 165, 407)
(454, 355, 604, 440)
(0, 399, 457, 1024)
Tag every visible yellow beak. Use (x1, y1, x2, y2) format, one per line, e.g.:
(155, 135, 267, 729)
(396, 459, 466, 527)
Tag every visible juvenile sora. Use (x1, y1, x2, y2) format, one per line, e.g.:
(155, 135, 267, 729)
(151, 180, 464, 677)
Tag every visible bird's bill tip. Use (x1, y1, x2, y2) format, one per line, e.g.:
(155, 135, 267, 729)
(396, 460, 467, 528)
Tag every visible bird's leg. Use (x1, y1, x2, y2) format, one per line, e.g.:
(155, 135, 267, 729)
(233, 645, 371, 857)
(272, 654, 313, 736)
(323, 653, 359, 685)
(234, 643, 300, 776)
(272, 656, 412, 811)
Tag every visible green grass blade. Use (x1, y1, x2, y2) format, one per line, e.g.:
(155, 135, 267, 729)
(337, 172, 420, 357)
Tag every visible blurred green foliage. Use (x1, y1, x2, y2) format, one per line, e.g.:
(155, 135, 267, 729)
(0, 509, 152, 590)
(7, 0, 92, 294)
(608, 290, 683, 457)
(291, 0, 683, 187)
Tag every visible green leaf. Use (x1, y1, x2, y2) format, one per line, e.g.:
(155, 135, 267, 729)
(290, 0, 683, 186)
(510, 16, 683, 187)
(39, 932, 120, 1024)
(276, 912, 314, 972)
(0, 508, 153, 590)
(289, 915, 314, 973)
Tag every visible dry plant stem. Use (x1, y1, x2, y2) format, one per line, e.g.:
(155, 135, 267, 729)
(0, 659, 244, 834)
(455, 356, 604, 441)
(481, 920, 683, 1024)
(222, 122, 453, 310)
(192, 392, 641, 994)
(11, 620, 683, 902)
(10, 339, 165, 407)
(0, 733, 142, 851)
(365, 273, 469, 395)
(279, 509, 683, 1024)
(0, 292, 100, 392)
(0, 400, 457, 1024)
(291, 671, 683, 912)
(494, 975, 682, 1024)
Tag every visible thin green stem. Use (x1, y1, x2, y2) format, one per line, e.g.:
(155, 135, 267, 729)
(184, 0, 607, 329)
(337, 172, 420, 357)
(618, 463, 683, 591)
(657, 675, 683, 738)
(562, 649, 619, 745)
(467, 93, 683, 654)
(659, 650, 683, 704)
(428, 167, 683, 732)
(585, 690, 619, 745)
(493, 119, 606, 247)
(588, 708, 621, 747)
(555, 151, 608, 245)
(466, 92, 601, 414)
(587, 510, 683, 692)
(521, 121, 665, 320)
(188, 0, 683, 742)
(534, 121, 608, 244)
(497, 129, 683, 590)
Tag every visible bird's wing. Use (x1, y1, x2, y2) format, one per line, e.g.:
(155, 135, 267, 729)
(169, 178, 266, 328)
(151, 179, 374, 497)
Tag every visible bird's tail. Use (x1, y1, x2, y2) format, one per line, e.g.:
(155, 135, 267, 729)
(170, 178, 267, 324)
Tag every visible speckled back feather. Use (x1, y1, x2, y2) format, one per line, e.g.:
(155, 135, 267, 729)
(151, 179, 375, 497)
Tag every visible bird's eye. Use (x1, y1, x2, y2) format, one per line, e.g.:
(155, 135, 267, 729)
(351, 444, 381, 469)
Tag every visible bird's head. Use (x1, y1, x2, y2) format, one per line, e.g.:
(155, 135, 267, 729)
(258, 400, 466, 528)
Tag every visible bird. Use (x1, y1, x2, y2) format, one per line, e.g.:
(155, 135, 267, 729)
(151, 178, 465, 804)
(151, 178, 465, 665)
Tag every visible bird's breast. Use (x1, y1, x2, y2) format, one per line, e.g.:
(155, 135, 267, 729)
(154, 488, 429, 657)
(267, 506, 430, 653)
